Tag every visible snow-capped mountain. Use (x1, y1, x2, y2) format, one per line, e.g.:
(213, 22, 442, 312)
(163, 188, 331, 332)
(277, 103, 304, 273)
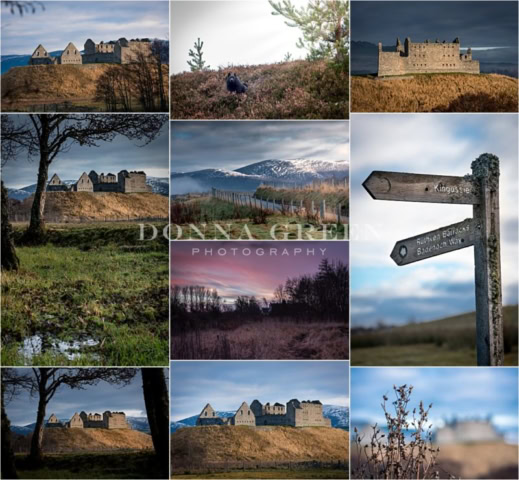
(10, 416, 150, 436)
(171, 159, 349, 195)
(7, 177, 168, 200)
(170, 405, 349, 433)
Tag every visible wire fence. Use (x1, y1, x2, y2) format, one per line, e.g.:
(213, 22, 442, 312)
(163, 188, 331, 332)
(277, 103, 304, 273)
(211, 188, 348, 223)
(259, 178, 348, 189)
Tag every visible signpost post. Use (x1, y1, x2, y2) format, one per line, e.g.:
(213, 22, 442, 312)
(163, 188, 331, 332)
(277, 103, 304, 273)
(363, 153, 503, 366)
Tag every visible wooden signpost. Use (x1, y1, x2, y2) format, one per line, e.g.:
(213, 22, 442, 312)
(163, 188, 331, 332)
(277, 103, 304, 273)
(363, 154, 503, 366)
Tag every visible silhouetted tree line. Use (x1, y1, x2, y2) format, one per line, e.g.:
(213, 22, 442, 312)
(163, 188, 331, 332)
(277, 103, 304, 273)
(171, 259, 348, 331)
(274, 259, 348, 320)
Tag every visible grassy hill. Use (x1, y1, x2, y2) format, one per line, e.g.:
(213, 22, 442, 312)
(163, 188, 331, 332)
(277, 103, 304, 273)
(351, 73, 518, 112)
(171, 426, 349, 466)
(170, 60, 349, 119)
(1, 63, 168, 112)
(351, 305, 518, 366)
(10, 192, 168, 222)
(15, 428, 153, 453)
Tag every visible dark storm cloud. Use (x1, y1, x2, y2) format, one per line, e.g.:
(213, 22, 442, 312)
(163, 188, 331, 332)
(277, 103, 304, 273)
(170, 121, 349, 172)
(1, 116, 169, 189)
(351, 1, 518, 47)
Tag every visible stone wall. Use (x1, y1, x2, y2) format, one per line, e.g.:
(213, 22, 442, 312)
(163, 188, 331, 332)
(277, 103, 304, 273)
(378, 38, 480, 76)
(233, 402, 256, 426)
(105, 411, 130, 429)
(74, 172, 94, 192)
(60, 43, 81, 65)
(119, 171, 151, 193)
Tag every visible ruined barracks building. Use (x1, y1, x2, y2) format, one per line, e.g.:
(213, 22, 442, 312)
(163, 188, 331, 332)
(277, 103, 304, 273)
(29, 38, 152, 66)
(47, 170, 152, 194)
(378, 37, 480, 76)
(196, 399, 332, 428)
(46, 411, 131, 429)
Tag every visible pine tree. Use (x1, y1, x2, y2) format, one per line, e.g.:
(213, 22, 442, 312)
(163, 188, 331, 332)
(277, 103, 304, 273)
(187, 37, 210, 71)
(269, 0, 349, 63)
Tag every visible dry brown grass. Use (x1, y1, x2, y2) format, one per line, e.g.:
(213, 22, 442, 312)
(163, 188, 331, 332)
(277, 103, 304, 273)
(171, 426, 349, 467)
(1, 63, 169, 110)
(436, 442, 519, 479)
(171, 320, 349, 360)
(17, 428, 153, 453)
(351, 73, 518, 112)
(10, 191, 168, 221)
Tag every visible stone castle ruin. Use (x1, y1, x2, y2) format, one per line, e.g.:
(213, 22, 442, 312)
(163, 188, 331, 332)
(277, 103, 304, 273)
(378, 37, 480, 76)
(434, 419, 503, 445)
(196, 399, 331, 428)
(29, 38, 152, 66)
(47, 170, 152, 194)
(46, 411, 131, 430)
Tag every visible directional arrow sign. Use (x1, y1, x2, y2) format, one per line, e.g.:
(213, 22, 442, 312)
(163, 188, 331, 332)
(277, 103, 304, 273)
(363, 171, 479, 204)
(390, 218, 477, 266)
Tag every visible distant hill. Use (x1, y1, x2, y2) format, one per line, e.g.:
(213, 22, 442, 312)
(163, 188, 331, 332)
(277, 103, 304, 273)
(171, 159, 349, 195)
(351, 73, 518, 112)
(351, 41, 519, 77)
(171, 405, 349, 433)
(8, 191, 169, 221)
(1, 51, 63, 74)
(12, 427, 153, 453)
(171, 425, 349, 468)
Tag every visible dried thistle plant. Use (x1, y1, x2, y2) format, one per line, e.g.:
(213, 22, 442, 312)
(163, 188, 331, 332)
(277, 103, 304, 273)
(352, 384, 455, 480)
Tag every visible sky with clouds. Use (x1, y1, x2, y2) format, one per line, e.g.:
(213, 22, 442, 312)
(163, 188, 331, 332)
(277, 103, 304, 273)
(350, 113, 518, 326)
(170, 361, 349, 421)
(170, 241, 348, 303)
(351, 1, 518, 48)
(1, 116, 169, 189)
(170, 121, 349, 172)
(170, 0, 311, 74)
(1, 1, 169, 55)
(351, 367, 518, 442)
(4, 369, 170, 426)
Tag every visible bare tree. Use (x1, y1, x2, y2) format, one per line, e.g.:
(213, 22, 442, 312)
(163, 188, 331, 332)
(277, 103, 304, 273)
(1, 1, 44, 16)
(1, 114, 167, 243)
(13, 368, 136, 464)
(141, 369, 169, 476)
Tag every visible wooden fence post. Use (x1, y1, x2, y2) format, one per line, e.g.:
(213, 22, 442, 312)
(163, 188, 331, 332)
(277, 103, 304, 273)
(472, 154, 504, 366)
(320, 200, 325, 219)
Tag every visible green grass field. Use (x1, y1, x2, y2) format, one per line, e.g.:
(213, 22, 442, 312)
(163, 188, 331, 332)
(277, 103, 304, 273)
(171, 197, 347, 240)
(172, 469, 348, 479)
(15, 451, 165, 479)
(1, 223, 168, 366)
(351, 306, 518, 366)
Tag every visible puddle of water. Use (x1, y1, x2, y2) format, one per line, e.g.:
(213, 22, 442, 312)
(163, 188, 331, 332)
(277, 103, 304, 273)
(20, 335, 100, 361)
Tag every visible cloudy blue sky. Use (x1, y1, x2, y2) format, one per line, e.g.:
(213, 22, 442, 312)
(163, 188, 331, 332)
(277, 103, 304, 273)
(350, 113, 518, 326)
(4, 368, 169, 426)
(1, 1, 169, 55)
(351, 367, 518, 442)
(170, 361, 349, 421)
(170, 0, 309, 74)
(351, 1, 518, 48)
(170, 121, 349, 172)
(1, 116, 169, 189)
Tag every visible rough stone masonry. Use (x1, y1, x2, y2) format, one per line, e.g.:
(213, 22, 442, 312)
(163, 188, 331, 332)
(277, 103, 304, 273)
(378, 37, 480, 76)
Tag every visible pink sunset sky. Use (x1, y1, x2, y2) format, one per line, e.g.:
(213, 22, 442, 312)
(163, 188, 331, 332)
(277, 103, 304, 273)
(170, 242, 349, 304)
